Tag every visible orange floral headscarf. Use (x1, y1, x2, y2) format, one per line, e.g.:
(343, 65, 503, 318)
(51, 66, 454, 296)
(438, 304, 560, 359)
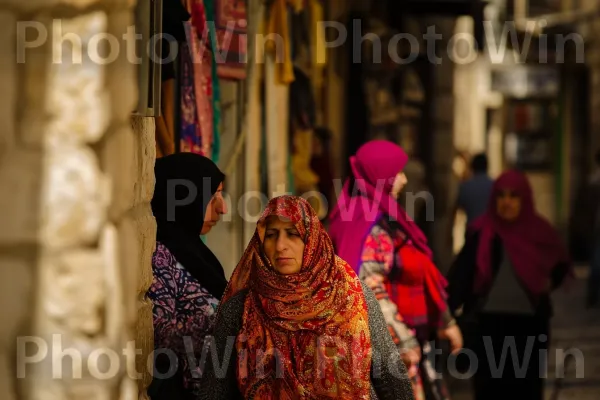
(221, 195, 373, 399)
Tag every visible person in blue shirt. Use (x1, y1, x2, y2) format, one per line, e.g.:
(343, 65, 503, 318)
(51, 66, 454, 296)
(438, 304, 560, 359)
(457, 153, 494, 224)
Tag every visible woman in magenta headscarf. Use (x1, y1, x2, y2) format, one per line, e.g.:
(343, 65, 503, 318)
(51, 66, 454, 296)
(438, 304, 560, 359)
(447, 170, 571, 400)
(329, 140, 462, 400)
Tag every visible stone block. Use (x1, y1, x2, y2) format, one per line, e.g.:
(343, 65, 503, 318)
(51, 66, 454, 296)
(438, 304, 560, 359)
(0, 12, 17, 156)
(0, 257, 33, 400)
(43, 12, 110, 148)
(100, 126, 136, 221)
(130, 115, 156, 205)
(41, 248, 106, 336)
(0, 149, 43, 244)
(18, 15, 53, 148)
(40, 145, 110, 250)
(106, 10, 138, 125)
(117, 213, 155, 398)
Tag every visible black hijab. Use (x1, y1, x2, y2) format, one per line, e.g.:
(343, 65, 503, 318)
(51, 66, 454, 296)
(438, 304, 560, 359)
(151, 153, 228, 299)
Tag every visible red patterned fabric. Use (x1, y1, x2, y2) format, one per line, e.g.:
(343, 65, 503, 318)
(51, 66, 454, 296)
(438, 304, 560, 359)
(221, 195, 373, 398)
(214, 0, 247, 79)
(377, 220, 448, 330)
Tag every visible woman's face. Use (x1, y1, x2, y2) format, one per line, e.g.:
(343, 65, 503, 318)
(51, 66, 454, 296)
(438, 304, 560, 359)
(263, 216, 305, 275)
(201, 183, 227, 235)
(495, 189, 522, 222)
(390, 172, 408, 199)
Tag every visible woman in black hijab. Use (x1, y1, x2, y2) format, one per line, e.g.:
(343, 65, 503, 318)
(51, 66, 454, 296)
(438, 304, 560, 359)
(148, 153, 227, 399)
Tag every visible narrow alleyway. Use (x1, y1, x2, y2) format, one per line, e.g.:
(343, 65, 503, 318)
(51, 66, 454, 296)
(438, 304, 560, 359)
(448, 265, 600, 399)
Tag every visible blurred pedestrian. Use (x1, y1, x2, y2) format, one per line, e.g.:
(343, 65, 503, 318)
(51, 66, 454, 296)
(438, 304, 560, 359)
(199, 196, 414, 399)
(148, 153, 228, 399)
(329, 140, 462, 400)
(447, 170, 572, 400)
(452, 153, 494, 230)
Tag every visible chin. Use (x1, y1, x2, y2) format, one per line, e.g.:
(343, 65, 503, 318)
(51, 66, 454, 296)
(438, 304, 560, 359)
(200, 226, 213, 235)
(275, 265, 301, 275)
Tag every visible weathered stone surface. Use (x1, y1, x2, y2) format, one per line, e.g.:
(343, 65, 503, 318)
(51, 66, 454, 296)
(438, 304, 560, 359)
(100, 127, 136, 221)
(0, 149, 43, 244)
(106, 11, 138, 125)
(130, 116, 156, 205)
(0, 257, 33, 400)
(40, 145, 110, 249)
(118, 212, 155, 397)
(0, 12, 17, 156)
(42, 249, 106, 336)
(44, 12, 110, 148)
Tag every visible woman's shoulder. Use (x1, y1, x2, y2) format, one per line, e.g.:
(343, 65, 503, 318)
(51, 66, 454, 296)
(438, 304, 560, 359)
(214, 289, 249, 332)
(220, 289, 249, 312)
(152, 241, 177, 270)
(358, 281, 381, 317)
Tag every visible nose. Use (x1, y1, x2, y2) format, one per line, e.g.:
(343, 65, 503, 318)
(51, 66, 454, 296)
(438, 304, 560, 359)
(216, 196, 227, 215)
(275, 235, 287, 252)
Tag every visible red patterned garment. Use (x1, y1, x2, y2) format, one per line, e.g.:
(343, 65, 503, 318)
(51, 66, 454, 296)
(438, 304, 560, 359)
(367, 219, 449, 331)
(184, 0, 215, 157)
(221, 195, 373, 399)
(214, 0, 247, 79)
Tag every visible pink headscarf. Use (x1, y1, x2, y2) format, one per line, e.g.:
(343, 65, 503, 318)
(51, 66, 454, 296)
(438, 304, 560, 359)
(328, 140, 432, 273)
(470, 170, 571, 296)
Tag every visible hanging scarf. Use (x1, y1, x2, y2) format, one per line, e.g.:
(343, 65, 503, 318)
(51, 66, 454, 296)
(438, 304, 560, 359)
(329, 140, 432, 274)
(151, 153, 228, 298)
(469, 170, 571, 297)
(204, 0, 222, 162)
(221, 195, 373, 398)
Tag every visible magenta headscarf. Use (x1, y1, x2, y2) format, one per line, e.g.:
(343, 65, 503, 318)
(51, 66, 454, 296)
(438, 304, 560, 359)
(469, 170, 571, 296)
(328, 140, 432, 274)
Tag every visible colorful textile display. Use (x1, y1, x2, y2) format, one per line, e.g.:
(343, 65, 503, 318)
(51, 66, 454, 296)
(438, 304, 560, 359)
(179, 35, 203, 154)
(214, 0, 248, 80)
(178, 0, 222, 162)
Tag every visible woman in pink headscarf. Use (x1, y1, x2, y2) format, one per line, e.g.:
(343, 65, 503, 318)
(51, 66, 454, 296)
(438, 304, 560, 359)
(447, 170, 571, 400)
(329, 140, 462, 400)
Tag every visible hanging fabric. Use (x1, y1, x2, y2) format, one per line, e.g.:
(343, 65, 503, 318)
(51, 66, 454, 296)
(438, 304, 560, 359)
(179, 30, 203, 154)
(265, 0, 300, 84)
(213, 0, 248, 80)
(204, 0, 222, 162)
(156, 1, 190, 158)
(188, 0, 215, 158)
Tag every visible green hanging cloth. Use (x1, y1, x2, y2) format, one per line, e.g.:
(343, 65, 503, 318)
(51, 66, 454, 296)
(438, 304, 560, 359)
(205, 0, 221, 163)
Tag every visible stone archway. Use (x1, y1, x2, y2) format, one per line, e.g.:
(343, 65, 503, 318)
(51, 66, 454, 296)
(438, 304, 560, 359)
(0, 1, 155, 399)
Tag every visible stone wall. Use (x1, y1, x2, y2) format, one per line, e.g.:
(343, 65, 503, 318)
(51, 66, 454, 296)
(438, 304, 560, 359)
(0, 0, 154, 399)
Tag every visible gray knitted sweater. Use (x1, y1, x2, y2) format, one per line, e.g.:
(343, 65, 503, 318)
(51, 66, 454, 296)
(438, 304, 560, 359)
(198, 282, 414, 400)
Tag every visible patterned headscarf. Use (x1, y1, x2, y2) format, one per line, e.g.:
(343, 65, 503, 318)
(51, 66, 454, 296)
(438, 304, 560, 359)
(221, 195, 373, 398)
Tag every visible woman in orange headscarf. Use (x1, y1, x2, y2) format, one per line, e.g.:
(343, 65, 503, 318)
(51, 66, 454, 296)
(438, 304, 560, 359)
(199, 195, 414, 399)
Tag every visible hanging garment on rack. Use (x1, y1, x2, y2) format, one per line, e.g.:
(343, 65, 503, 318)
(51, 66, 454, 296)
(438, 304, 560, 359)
(188, 1, 215, 159)
(179, 35, 203, 154)
(204, 0, 222, 163)
(213, 0, 248, 80)
(187, 0, 223, 161)
(155, 2, 191, 158)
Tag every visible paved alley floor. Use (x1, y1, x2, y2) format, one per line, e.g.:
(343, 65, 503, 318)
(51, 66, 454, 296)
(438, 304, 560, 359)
(447, 266, 600, 399)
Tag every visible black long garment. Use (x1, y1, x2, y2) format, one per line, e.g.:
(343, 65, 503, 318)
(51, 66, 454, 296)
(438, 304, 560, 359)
(447, 232, 570, 400)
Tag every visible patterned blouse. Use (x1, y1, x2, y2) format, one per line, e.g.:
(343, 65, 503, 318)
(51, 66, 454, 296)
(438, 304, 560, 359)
(359, 224, 419, 350)
(148, 242, 220, 396)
